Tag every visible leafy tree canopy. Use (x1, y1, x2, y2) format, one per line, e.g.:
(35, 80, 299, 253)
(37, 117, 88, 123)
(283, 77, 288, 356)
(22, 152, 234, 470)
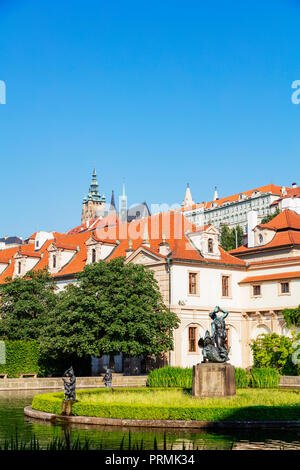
(282, 305, 300, 328)
(40, 257, 180, 361)
(260, 208, 280, 225)
(250, 332, 300, 376)
(220, 225, 243, 251)
(0, 268, 57, 341)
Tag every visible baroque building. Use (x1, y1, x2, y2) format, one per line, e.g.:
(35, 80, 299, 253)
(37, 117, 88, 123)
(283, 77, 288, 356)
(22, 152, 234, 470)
(0, 207, 299, 372)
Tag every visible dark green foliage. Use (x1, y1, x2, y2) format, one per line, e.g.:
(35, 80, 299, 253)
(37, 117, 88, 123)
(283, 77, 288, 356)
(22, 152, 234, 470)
(0, 340, 40, 377)
(282, 305, 300, 328)
(260, 208, 280, 225)
(250, 368, 280, 389)
(250, 332, 300, 376)
(147, 366, 192, 388)
(235, 368, 250, 388)
(40, 257, 180, 361)
(0, 269, 57, 341)
(220, 225, 243, 251)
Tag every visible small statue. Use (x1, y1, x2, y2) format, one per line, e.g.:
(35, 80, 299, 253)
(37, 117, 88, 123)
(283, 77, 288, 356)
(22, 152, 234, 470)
(103, 368, 112, 389)
(62, 366, 76, 401)
(198, 306, 230, 363)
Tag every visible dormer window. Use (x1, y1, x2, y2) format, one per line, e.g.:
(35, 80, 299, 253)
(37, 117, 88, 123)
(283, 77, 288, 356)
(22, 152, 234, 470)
(208, 238, 213, 253)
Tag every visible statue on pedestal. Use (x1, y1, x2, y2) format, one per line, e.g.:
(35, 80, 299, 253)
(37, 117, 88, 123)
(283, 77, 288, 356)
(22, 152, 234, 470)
(62, 366, 76, 401)
(198, 306, 230, 363)
(103, 368, 112, 388)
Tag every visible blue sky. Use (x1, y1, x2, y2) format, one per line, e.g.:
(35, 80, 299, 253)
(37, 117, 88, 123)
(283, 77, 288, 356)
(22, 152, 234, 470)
(0, 0, 300, 238)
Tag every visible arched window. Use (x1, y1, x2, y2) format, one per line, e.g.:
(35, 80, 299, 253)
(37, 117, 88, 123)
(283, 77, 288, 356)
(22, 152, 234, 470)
(18, 261, 21, 275)
(53, 255, 56, 269)
(92, 248, 96, 263)
(208, 238, 213, 253)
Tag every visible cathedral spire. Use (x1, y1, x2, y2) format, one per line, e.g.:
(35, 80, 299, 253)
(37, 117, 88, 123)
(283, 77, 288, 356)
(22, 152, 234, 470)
(213, 186, 219, 201)
(110, 190, 116, 212)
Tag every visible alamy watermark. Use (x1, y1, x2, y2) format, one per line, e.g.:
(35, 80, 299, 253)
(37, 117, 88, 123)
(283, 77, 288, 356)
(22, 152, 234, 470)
(0, 80, 6, 104)
(291, 80, 300, 104)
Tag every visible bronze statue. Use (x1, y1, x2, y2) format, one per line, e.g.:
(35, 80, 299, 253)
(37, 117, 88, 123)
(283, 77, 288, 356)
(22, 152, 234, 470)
(62, 366, 76, 401)
(198, 306, 230, 363)
(103, 368, 112, 388)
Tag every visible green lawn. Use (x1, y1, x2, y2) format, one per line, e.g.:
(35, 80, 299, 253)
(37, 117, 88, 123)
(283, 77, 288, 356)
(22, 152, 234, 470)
(31, 388, 300, 422)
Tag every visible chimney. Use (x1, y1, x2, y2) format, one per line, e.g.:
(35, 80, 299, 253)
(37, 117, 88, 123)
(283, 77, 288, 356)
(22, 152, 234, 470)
(292, 182, 297, 189)
(126, 238, 134, 258)
(159, 232, 170, 256)
(247, 210, 258, 248)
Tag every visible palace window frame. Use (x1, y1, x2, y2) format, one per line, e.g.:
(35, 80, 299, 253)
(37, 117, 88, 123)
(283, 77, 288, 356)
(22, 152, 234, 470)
(252, 284, 262, 298)
(188, 326, 197, 353)
(221, 274, 232, 298)
(279, 281, 290, 296)
(188, 271, 199, 296)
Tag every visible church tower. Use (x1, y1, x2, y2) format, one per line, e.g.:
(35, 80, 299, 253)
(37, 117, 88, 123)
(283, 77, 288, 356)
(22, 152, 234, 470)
(181, 183, 195, 208)
(81, 168, 106, 224)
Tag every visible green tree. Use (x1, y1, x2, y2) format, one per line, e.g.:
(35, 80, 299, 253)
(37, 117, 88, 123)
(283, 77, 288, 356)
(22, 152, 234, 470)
(0, 268, 57, 341)
(40, 257, 180, 368)
(260, 208, 280, 224)
(282, 305, 300, 328)
(250, 332, 300, 375)
(220, 225, 243, 251)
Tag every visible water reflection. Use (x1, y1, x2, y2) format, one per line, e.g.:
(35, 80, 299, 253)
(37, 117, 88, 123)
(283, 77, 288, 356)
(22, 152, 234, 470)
(0, 390, 300, 450)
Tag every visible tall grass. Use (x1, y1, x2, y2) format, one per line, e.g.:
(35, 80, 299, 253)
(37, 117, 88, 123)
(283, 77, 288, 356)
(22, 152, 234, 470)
(147, 366, 192, 388)
(250, 368, 280, 389)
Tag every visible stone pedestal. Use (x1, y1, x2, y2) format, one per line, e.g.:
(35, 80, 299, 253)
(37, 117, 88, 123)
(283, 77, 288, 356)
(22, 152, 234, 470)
(61, 400, 76, 416)
(192, 363, 236, 398)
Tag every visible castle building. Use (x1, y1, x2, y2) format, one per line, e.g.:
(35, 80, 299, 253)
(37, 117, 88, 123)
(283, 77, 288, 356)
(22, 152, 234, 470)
(181, 184, 294, 234)
(81, 169, 106, 224)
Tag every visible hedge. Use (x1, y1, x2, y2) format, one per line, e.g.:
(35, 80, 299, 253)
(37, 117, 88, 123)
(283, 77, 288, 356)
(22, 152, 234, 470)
(31, 388, 300, 422)
(0, 340, 40, 377)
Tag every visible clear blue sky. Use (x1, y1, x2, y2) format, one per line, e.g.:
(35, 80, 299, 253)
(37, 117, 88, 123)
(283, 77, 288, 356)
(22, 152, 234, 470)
(1, 0, 300, 238)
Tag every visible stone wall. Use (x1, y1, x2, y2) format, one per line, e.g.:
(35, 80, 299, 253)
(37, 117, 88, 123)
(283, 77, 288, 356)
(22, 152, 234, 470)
(0, 375, 148, 391)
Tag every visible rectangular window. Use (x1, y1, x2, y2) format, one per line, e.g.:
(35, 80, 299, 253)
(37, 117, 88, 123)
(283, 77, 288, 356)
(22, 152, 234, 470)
(280, 282, 290, 294)
(253, 285, 261, 296)
(222, 275, 230, 297)
(188, 327, 197, 352)
(188, 273, 198, 295)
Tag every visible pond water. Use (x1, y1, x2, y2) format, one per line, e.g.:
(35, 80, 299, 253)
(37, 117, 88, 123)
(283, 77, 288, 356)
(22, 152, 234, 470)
(0, 390, 300, 450)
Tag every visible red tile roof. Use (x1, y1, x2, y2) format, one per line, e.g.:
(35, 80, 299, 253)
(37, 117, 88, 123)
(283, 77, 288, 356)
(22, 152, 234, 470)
(240, 271, 300, 284)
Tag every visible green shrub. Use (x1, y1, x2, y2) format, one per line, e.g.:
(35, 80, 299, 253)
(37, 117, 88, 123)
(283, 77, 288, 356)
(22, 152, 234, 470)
(147, 366, 192, 388)
(235, 368, 250, 388)
(0, 340, 40, 377)
(250, 367, 280, 389)
(31, 388, 300, 422)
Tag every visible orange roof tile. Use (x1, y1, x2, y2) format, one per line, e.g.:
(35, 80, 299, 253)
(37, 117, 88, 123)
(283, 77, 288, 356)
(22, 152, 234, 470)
(240, 271, 300, 284)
